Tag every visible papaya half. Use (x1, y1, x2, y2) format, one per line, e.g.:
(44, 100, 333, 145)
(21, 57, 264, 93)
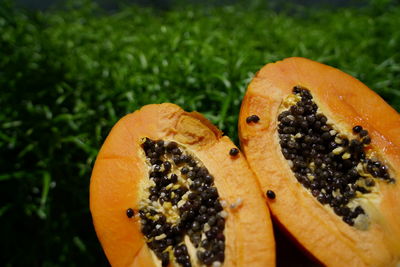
(239, 57, 400, 266)
(90, 103, 275, 267)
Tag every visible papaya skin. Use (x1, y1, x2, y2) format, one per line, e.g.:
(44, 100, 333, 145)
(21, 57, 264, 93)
(239, 57, 400, 267)
(90, 103, 275, 267)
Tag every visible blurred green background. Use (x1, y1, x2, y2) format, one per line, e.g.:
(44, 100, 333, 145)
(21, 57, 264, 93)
(1, 0, 399, 266)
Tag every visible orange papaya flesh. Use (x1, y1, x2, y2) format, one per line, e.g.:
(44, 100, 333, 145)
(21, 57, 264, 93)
(90, 103, 275, 267)
(239, 57, 400, 266)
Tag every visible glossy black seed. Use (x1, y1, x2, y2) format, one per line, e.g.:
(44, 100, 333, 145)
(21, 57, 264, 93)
(149, 186, 158, 195)
(216, 251, 225, 262)
(188, 158, 197, 167)
(207, 187, 218, 199)
(343, 185, 354, 195)
(153, 165, 161, 172)
(353, 125, 362, 133)
(334, 206, 343, 216)
(229, 148, 239, 156)
(188, 192, 198, 201)
(310, 181, 320, 190)
(166, 141, 178, 151)
(278, 111, 290, 121)
(341, 207, 350, 216)
(176, 155, 186, 164)
(205, 230, 216, 239)
(150, 158, 159, 165)
(190, 232, 201, 247)
(355, 186, 369, 194)
(203, 255, 214, 265)
(203, 197, 215, 207)
(204, 174, 214, 184)
(191, 221, 201, 231)
(359, 129, 368, 137)
(196, 167, 208, 177)
(181, 167, 189, 174)
(181, 244, 189, 254)
(155, 145, 164, 154)
(293, 85, 303, 94)
(246, 114, 260, 123)
(283, 127, 296, 134)
(206, 216, 217, 227)
(156, 139, 164, 146)
(200, 239, 210, 248)
(266, 190, 276, 199)
(343, 216, 354, 226)
(314, 158, 322, 166)
(161, 252, 169, 267)
(149, 194, 158, 202)
(317, 193, 327, 204)
(365, 178, 375, 187)
(198, 214, 208, 223)
(321, 132, 331, 140)
(321, 125, 330, 132)
(163, 161, 171, 171)
(174, 246, 183, 257)
(313, 120, 322, 129)
(170, 173, 178, 183)
(348, 168, 358, 178)
(293, 106, 305, 115)
(126, 208, 134, 218)
(171, 148, 182, 155)
(197, 250, 205, 262)
(187, 171, 196, 179)
(281, 116, 292, 125)
(217, 217, 225, 231)
(318, 115, 327, 124)
(354, 206, 365, 215)
(378, 165, 387, 175)
(362, 136, 371, 145)
(189, 179, 202, 190)
(306, 114, 316, 123)
(302, 89, 313, 99)
(311, 189, 319, 197)
(214, 201, 223, 212)
(173, 155, 181, 164)
(157, 241, 167, 251)
(143, 138, 156, 149)
(205, 207, 216, 215)
(216, 232, 225, 242)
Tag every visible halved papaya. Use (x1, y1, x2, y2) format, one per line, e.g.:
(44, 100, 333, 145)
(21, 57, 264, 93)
(90, 103, 275, 267)
(239, 57, 400, 266)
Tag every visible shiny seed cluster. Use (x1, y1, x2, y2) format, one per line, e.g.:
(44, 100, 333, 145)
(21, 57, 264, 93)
(139, 138, 226, 267)
(277, 86, 395, 227)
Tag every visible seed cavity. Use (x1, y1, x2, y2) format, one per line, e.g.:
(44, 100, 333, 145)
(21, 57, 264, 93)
(277, 86, 395, 229)
(139, 138, 226, 267)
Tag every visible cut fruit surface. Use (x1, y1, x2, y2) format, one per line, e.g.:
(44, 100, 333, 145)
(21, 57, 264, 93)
(239, 57, 400, 267)
(90, 103, 275, 267)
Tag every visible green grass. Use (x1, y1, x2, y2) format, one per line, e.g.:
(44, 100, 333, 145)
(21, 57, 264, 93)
(1, 0, 399, 265)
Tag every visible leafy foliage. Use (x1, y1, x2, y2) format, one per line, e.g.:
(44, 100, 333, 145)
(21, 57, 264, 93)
(0, 0, 399, 265)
